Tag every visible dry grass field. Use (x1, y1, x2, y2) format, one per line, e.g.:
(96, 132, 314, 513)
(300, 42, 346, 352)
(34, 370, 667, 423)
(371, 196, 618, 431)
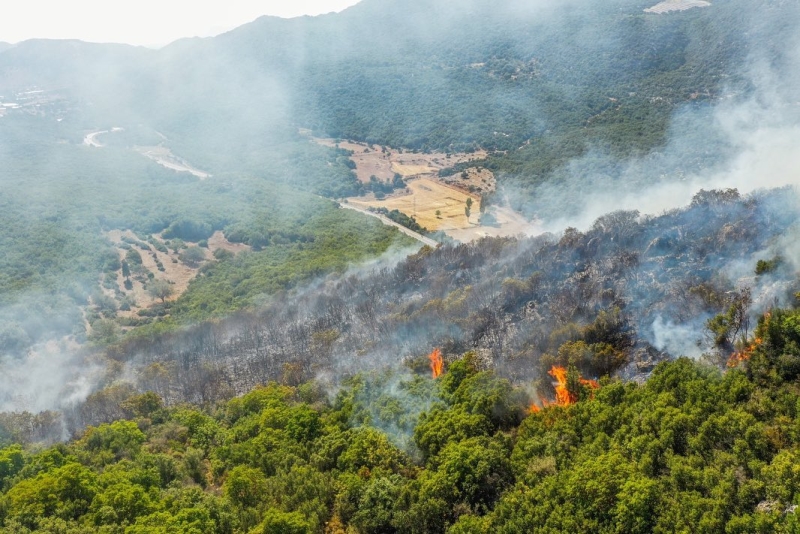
(391, 163, 436, 176)
(314, 137, 487, 185)
(347, 177, 477, 232)
(208, 231, 250, 254)
(316, 135, 540, 242)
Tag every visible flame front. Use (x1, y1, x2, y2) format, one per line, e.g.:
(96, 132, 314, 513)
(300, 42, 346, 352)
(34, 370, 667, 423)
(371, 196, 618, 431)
(429, 348, 444, 378)
(549, 366, 574, 405)
(547, 366, 600, 407)
(727, 312, 771, 368)
(727, 336, 763, 367)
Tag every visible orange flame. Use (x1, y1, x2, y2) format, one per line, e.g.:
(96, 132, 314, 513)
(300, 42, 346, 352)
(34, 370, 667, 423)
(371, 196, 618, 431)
(727, 312, 770, 368)
(429, 348, 444, 378)
(549, 366, 574, 405)
(727, 337, 764, 367)
(529, 395, 551, 413)
(546, 366, 600, 407)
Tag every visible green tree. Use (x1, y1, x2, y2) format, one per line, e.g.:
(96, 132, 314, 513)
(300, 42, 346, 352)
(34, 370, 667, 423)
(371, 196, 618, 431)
(260, 509, 311, 534)
(125, 248, 143, 266)
(88, 319, 120, 346)
(147, 279, 174, 303)
(179, 246, 206, 267)
(224, 465, 267, 508)
(6, 463, 97, 528)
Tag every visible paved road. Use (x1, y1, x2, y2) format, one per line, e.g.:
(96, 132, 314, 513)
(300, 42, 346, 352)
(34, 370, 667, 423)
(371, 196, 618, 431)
(339, 203, 439, 247)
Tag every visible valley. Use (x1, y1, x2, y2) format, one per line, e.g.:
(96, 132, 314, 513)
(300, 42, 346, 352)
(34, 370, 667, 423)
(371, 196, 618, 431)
(317, 136, 539, 241)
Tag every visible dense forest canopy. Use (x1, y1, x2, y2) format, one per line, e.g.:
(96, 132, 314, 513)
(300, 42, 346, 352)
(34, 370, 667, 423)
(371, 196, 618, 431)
(4, 322, 800, 532)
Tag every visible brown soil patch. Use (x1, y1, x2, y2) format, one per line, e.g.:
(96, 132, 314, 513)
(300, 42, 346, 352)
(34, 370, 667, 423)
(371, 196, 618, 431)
(392, 163, 436, 177)
(313, 137, 489, 189)
(208, 230, 251, 255)
(102, 230, 210, 319)
(315, 135, 540, 243)
(440, 167, 495, 194)
(445, 206, 544, 243)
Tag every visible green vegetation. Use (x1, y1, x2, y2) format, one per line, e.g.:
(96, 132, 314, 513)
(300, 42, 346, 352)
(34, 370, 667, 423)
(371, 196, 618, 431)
(368, 207, 428, 235)
(0, 114, 412, 349)
(289, 0, 770, 200)
(171, 207, 409, 321)
(4, 308, 800, 532)
(2, 2, 800, 527)
(756, 257, 783, 276)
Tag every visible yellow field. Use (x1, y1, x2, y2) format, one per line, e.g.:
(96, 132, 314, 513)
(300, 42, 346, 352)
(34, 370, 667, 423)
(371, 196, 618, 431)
(391, 163, 436, 176)
(311, 136, 489, 186)
(347, 178, 478, 232)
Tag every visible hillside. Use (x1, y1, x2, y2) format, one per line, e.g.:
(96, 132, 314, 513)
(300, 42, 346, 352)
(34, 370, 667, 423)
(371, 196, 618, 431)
(4, 331, 800, 532)
(1, 0, 800, 532)
(3, 0, 796, 186)
(2, 186, 791, 436)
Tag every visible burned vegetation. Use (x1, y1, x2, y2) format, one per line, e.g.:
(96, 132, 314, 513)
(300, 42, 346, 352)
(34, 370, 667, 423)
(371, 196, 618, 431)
(68, 187, 800, 426)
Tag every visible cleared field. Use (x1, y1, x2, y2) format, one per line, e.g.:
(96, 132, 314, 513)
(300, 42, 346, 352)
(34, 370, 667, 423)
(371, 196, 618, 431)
(347, 177, 477, 232)
(323, 135, 537, 242)
(446, 206, 544, 242)
(104, 231, 204, 315)
(208, 230, 251, 254)
(392, 163, 436, 176)
(313, 137, 488, 185)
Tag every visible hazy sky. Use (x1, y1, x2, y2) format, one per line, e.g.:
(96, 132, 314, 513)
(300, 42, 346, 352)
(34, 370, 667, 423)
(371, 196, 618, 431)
(0, 1, 362, 47)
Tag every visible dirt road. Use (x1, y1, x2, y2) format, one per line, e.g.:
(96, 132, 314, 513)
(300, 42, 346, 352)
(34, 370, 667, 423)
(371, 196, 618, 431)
(340, 203, 439, 248)
(83, 127, 123, 147)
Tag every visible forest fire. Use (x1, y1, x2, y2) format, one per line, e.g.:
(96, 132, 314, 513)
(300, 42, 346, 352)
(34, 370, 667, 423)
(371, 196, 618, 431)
(727, 336, 763, 367)
(549, 366, 574, 405)
(727, 312, 770, 368)
(429, 348, 444, 378)
(530, 366, 600, 412)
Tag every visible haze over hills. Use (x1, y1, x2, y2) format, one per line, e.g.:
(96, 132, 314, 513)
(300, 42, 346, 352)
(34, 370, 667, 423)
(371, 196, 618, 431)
(0, 0, 797, 428)
(2, 0, 800, 531)
(3, 0, 796, 212)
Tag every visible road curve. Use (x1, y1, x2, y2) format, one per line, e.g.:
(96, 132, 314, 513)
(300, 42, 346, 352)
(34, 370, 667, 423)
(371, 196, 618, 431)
(339, 202, 439, 248)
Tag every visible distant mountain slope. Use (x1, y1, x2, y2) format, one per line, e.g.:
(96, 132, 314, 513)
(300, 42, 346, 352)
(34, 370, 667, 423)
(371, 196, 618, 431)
(0, 0, 797, 197)
(0, 40, 150, 90)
